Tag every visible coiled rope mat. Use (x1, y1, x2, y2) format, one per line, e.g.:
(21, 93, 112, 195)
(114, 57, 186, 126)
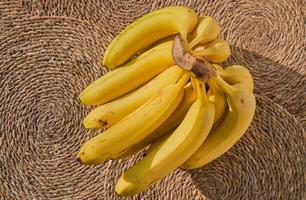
(0, 0, 305, 199)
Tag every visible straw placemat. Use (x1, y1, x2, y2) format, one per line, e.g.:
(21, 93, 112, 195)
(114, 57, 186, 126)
(1, 0, 305, 199)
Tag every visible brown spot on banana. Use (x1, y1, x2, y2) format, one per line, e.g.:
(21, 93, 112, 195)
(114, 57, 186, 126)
(98, 119, 108, 127)
(76, 157, 83, 164)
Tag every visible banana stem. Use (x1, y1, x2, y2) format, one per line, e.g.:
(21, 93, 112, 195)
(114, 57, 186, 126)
(177, 73, 190, 88)
(213, 74, 233, 96)
(191, 78, 200, 98)
(188, 37, 201, 48)
(191, 78, 207, 102)
(200, 81, 209, 103)
(192, 49, 208, 57)
(180, 31, 188, 41)
(207, 79, 216, 93)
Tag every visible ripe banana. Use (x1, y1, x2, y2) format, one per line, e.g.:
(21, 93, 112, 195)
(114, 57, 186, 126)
(149, 83, 196, 137)
(193, 39, 231, 63)
(103, 6, 198, 68)
(218, 64, 254, 92)
(83, 66, 183, 129)
(77, 74, 189, 164)
(182, 75, 256, 169)
(115, 79, 215, 196)
(207, 79, 227, 126)
(114, 83, 196, 159)
(79, 41, 174, 105)
(189, 16, 221, 48)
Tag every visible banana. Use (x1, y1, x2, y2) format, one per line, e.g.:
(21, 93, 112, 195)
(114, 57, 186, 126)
(149, 83, 196, 137)
(188, 16, 221, 48)
(115, 79, 215, 196)
(76, 74, 189, 164)
(193, 39, 231, 63)
(79, 41, 174, 105)
(207, 79, 227, 126)
(114, 83, 196, 159)
(103, 6, 198, 68)
(218, 64, 254, 92)
(83, 66, 183, 129)
(182, 75, 256, 169)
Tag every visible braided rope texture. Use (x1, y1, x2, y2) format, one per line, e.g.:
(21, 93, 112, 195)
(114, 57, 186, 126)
(1, 0, 305, 199)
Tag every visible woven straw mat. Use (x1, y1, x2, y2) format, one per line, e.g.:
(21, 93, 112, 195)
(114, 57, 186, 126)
(1, 0, 305, 200)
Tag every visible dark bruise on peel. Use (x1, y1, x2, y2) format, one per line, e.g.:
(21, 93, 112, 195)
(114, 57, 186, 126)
(98, 119, 107, 127)
(76, 157, 82, 164)
(172, 34, 216, 82)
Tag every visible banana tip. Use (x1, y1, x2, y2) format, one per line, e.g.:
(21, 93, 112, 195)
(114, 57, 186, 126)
(78, 96, 89, 105)
(115, 178, 140, 196)
(83, 119, 102, 129)
(76, 156, 83, 164)
(180, 163, 195, 170)
(82, 121, 91, 129)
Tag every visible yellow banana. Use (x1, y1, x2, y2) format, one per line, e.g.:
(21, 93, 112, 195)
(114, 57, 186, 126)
(182, 75, 256, 169)
(193, 39, 231, 63)
(115, 79, 215, 196)
(149, 83, 196, 135)
(83, 66, 183, 129)
(207, 79, 227, 126)
(79, 41, 174, 105)
(77, 75, 189, 164)
(103, 6, 198, 68)
(218, 64, 254, 92)
(188, 16, 220, 48)
(114, 83, 196, 159)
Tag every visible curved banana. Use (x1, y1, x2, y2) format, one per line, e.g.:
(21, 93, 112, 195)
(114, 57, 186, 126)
(193, 39, 231, 63)
(207, 79, 227, 126)
(80, 41, 174, 105)
(149, 83, 196, 135)
(114, 83, 196, 159)
(103, 6, 198, 68)
(76, 75, 189, 164)
(83, 66, 183, 129)
(218, 64, 254, 92)
(115, 79, 215, 196)
(182, 75, 256, 169)
(189, 16, 220, 48)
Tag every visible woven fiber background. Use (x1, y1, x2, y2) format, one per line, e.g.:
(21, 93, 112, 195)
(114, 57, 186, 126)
(1, 0, 305, 199)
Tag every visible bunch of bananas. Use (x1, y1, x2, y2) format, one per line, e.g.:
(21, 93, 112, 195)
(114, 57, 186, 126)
(76, 6, 256, 196)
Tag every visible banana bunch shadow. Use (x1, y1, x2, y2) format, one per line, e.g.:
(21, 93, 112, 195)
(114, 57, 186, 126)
(189, 47, 305, 200)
